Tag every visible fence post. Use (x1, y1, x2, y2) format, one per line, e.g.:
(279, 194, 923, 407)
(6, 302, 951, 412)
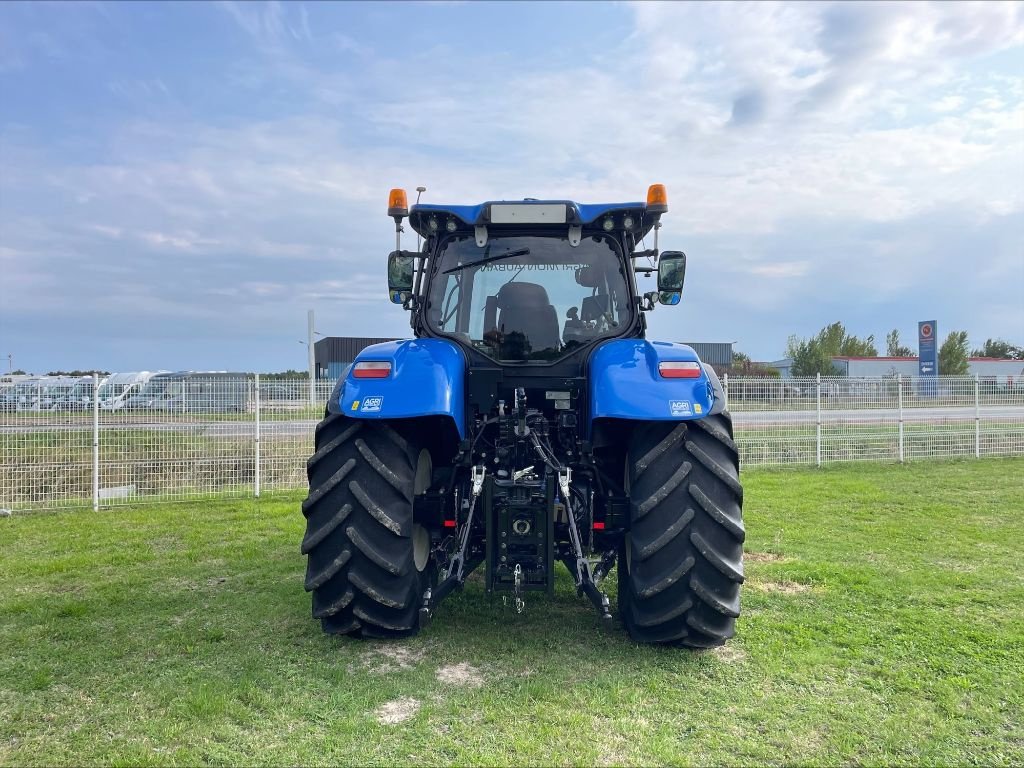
(722, 373, 729, 411)
(815, 372, 822, 467)
(254, 374, 261, 498)
(92, 372, 99, 511)
(974, 374, 980, 459)
(897, 374, 904, 463)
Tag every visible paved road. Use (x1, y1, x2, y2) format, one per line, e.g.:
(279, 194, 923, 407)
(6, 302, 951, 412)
(2, 405, 1022, 437)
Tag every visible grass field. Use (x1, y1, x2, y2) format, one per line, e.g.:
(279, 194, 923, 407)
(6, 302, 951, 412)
(2, 459, 1023, 765)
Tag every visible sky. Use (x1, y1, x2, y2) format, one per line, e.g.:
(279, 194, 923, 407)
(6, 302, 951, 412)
(1, 0, 1022, 374)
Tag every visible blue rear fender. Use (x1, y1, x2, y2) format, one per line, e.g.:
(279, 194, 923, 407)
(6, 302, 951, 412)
(329, 339, 466, 439)
(588, 339, 721, 430)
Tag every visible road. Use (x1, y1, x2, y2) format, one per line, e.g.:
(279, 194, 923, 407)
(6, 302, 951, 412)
(731, 405, 1024, 426)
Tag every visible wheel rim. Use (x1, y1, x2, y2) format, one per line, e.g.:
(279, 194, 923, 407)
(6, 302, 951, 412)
(623, 455, 632, 573)
(413, 449, 433, 572)
(413, 524, 430, 572)
(414, 449, 432, 496)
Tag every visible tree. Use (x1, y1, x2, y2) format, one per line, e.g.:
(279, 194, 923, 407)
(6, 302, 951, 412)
(786, 322, 878, 377)
(260, 369, 310, 380)
(719, 350, 780, 378)
(938, 331, 970, 375)
(886, 329, 913, 357)
(972, 338, 1023, 360)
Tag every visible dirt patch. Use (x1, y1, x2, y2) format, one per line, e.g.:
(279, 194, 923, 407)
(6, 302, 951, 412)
(375, 696, 420, 725)
(709, 645, 747, 663)
(148, 536, 181, 554)
(592, 716, 629, 766)
(353, 643, 428, 675)
(436, 662, 484, 688)
(745, 551, 788, 563)
(749, 579, 813, 594)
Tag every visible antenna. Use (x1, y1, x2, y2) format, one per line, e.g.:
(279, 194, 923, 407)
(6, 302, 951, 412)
(415, 186, 426, 251)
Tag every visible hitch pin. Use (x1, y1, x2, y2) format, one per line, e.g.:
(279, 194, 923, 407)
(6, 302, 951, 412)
(471, 465, 486, 497)
(558, 467, 572, 500)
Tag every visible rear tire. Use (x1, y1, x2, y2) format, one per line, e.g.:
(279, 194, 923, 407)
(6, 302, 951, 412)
(619, 414, 745, 647)
(301, 413, 429, 638)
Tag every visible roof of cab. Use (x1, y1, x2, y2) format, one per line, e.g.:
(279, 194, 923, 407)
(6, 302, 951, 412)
(409, 200, 657, 238)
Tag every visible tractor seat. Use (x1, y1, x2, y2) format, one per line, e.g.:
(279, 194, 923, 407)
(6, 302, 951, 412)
(495, 282, 560, 352)
(581, 294, 612, 322)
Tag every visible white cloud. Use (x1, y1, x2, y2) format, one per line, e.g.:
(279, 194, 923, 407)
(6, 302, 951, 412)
(2, 0, 1022, 369)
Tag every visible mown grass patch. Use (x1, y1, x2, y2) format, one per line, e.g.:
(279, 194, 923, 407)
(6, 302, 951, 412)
(1, 459, 1022, 765)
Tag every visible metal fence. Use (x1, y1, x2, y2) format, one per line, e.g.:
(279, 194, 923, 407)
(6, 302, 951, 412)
(1, 374, 1021, 512)
(725, 374, 1024, 466)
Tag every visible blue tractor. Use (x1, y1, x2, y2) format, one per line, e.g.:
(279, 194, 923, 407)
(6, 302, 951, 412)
(301, 185, 744, 646)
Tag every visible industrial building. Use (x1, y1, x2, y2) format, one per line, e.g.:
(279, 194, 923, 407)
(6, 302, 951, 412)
(315, 337, 734, 378)
(769, 356, 1024, 383)
(314, 337, 399, 380)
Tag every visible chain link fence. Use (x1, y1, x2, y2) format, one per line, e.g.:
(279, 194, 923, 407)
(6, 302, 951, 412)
(2, 374, 1022, 511)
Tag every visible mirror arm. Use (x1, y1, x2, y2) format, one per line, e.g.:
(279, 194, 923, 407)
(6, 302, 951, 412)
(410, 251, 425, 307)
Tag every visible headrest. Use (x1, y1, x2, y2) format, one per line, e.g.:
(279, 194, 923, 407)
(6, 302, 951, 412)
(575, 265, 602, 288)
(496, 281, 551, 308)
(581, 294, 611, 321)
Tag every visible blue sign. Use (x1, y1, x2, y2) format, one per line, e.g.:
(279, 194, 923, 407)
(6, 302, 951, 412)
(918, 320, 938, 397)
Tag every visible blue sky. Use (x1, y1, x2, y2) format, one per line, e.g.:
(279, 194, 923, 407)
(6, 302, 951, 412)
(1, 0, 1022, 373)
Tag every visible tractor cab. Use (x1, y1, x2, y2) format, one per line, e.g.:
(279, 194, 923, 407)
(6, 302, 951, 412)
(387, 188, 687, 367)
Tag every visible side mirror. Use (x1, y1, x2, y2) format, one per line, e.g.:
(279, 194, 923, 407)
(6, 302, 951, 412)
(657, 250, 686, 305)
(387, 250, 417, 305)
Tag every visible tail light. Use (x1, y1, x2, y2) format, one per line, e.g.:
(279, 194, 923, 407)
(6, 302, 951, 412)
(658, 361, 702, 379)
(352, 361, 392, 379)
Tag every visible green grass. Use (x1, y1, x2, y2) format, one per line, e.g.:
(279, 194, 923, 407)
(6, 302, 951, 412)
(2, 460, 1023, 765)
(1, 430, 306, 507)
(4, 419, 1022, 510)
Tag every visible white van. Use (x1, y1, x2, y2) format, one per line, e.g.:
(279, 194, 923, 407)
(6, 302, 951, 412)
(51, 375, 109, 411)
(39, 377, 83, 410)
(7, 376, 56, 411)
(98, 371, 164, 411)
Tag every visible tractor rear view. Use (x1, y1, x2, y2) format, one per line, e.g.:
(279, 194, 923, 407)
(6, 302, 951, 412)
(301, 185, 744, 646)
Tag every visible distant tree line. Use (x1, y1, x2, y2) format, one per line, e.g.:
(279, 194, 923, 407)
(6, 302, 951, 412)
(784, 322, 1021, 377)
(45, 370, 111, 377)
(785, 322, 877, 377)
(259, 369, 310, 380)
(972, 338, 1023, 360)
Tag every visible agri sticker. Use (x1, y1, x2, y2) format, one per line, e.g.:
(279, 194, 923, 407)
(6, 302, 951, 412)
(361, 396, 383, 413)
(670, 400, 692, 416)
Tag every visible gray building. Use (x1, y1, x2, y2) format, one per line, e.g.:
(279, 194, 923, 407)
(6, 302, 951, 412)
(315, 337, 399, 380)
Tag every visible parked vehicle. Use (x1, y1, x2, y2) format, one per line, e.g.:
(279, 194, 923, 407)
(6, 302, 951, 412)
(122, 373, 181, 411)
(98, 371, 164, 411)
(123, 372, 251, 413)
(6, 377, 56, 411)
(300, 185, 744, 647)
(51, 375, 109, 411)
